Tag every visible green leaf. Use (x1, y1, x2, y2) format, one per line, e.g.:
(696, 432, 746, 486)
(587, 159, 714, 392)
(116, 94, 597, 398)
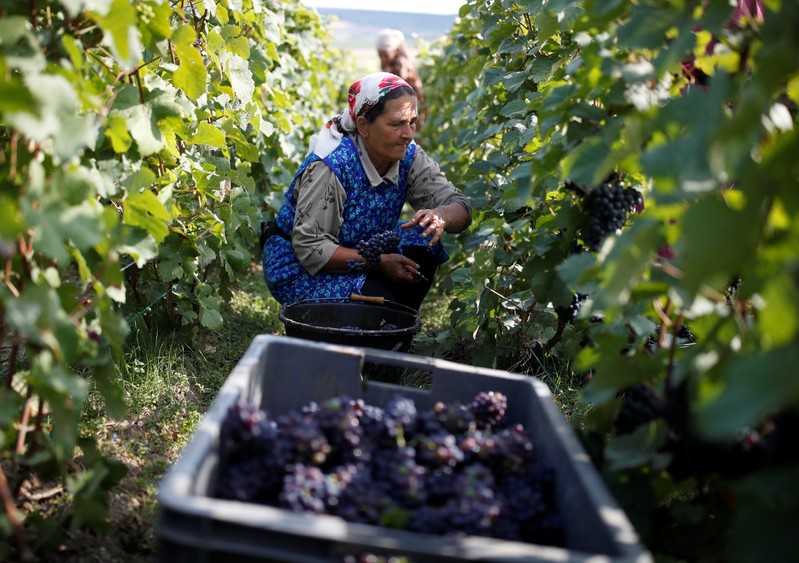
(0, 16, 30, 45)
(617, 5, 688, 50)
(139, 1, 173, 46)
(190, 121, 227, 149)
(30, 353, 88, 453)
(500, 98, 528, 118)
(560, 137, 611, 188)
(696, 347, 799, 439)
(595, 220, 661, 309)
(201, 308, 223, 329)
(679, 195, 760, 298)
(223, 52, 255, 103)
(118, 229, 158, 269)
(89, 0, 141, 69)
(105, 114, 133, 153)
(534, 9, 559, 42)
(759, 273, 799, 347)
(123, 191, 171, 243)
(0, 79, 37, 115)
(173, 25, 207, 101)
(0, 195, 24, 238)
(126, 103, 164, 156)
(577, 332, 663, 404)
(605, 422, 668, 471)
(23, 199, 105, 263)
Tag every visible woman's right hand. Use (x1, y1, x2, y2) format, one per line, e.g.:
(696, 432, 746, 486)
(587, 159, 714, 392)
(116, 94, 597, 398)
(377, 253, 422, 284)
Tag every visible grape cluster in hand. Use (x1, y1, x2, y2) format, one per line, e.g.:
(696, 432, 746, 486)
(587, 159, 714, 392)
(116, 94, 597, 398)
(346, 230, 402, 272)
(580, 182, 643, 251)
(214, 391, 564, 547)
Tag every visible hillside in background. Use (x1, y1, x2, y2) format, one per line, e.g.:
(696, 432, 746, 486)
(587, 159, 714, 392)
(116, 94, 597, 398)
(312, 8, 458, 72)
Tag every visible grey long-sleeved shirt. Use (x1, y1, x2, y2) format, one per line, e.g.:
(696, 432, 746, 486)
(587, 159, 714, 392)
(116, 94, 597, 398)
(292, 135, 471, 275)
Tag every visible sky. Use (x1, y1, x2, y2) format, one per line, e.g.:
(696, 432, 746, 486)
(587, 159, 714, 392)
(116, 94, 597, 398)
(302, 0, 464, 15)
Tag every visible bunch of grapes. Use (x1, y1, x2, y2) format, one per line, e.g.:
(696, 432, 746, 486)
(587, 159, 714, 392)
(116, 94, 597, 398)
(555, 293, 588, 323)
(214, 391, 565, 547)
(580, 182, 644, 251)
(644, 321, 697, 351)
(347, 230, 402, 272)
(614, 384, 664, 435)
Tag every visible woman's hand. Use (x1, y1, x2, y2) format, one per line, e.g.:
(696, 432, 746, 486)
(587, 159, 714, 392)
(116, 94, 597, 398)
(377, 253, 422, 284)
(401, 208, 447, 246)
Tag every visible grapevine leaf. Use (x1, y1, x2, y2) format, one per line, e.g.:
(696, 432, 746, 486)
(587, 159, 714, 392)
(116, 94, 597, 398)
(595, 220, 661, 309)
(118, 229, 158, 268)
(605, 424, 668, 472)
(126, 104, 164, 156)
(30, 353, 88, 452)
(0, 195, 24, 238)
(758, 273, 799, 347)
(88, 0, 141, 69)
(54, 115, 100, 162)
(5, 74, 79, 143)
(617, 5, 687, 50)
(0, 388, 24, 428)
(577, 333, 663, 404)
(223, 52, 255, 103)
(139, 1, 173, 47)
(679, 195, 759, 298)
(500, 99, 528, 118)
(0, 16, 30, 44)
(696, 347, 799, 439)
(24, 200, 104, 263)
(534, 10, 559, 42)
(200, 302, 224, 330)
(123, 191, 171, 243)
(560, 137, 612, 188)
(190, 121, 227, 149)
(0, 80, 37, 114)
(220, 25, 250, 59)
(173, 25, 207, 100)
(105, 114, 133, 153)
(98, 302, 130, 354)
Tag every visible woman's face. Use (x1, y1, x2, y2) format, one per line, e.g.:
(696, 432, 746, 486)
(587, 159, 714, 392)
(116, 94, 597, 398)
(357, 94, 418, 173)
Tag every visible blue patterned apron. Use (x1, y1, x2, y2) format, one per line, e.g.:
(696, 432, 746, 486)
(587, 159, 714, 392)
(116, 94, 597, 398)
(263, 137, 448, 304)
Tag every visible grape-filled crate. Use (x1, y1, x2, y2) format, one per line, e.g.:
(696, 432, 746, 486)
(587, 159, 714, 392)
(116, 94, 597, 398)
(156, 335, 651, 562)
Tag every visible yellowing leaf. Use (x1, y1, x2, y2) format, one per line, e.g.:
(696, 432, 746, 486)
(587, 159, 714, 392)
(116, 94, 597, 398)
(105, 114, 132, 153)
(174, 47, 206, 100)
(190, 121, 227, 149)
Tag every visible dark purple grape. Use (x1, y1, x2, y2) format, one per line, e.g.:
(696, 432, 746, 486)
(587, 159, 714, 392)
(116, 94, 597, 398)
(348, 230, 402, 271)
(470, 391, 508, 429)
(615, 384, 664, 435)
(580, 180, 643, 251)
(213, 391, 565, 548)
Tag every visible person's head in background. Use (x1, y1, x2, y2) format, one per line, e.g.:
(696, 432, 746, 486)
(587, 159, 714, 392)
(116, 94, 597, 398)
(376, 28, 407, 70)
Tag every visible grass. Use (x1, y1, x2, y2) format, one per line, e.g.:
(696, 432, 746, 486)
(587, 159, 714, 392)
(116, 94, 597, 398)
(42, 264, 281, 561)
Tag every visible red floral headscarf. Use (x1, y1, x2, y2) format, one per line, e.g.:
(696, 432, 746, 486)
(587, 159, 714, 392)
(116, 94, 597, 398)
(309, 72, 412, 158)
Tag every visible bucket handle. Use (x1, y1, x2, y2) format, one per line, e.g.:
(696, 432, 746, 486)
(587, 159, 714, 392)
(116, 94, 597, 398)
(349, 293, 385, 305)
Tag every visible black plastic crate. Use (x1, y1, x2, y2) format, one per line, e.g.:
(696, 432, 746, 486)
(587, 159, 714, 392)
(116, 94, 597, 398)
(156, 335, 651, 562)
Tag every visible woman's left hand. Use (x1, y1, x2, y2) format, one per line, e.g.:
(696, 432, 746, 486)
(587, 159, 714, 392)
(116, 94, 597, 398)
(401, 208, 446, 246)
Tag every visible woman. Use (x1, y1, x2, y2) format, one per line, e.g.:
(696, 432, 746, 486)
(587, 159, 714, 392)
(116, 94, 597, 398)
(375, 28, 426, 131)
(262, 72, 471, 312)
